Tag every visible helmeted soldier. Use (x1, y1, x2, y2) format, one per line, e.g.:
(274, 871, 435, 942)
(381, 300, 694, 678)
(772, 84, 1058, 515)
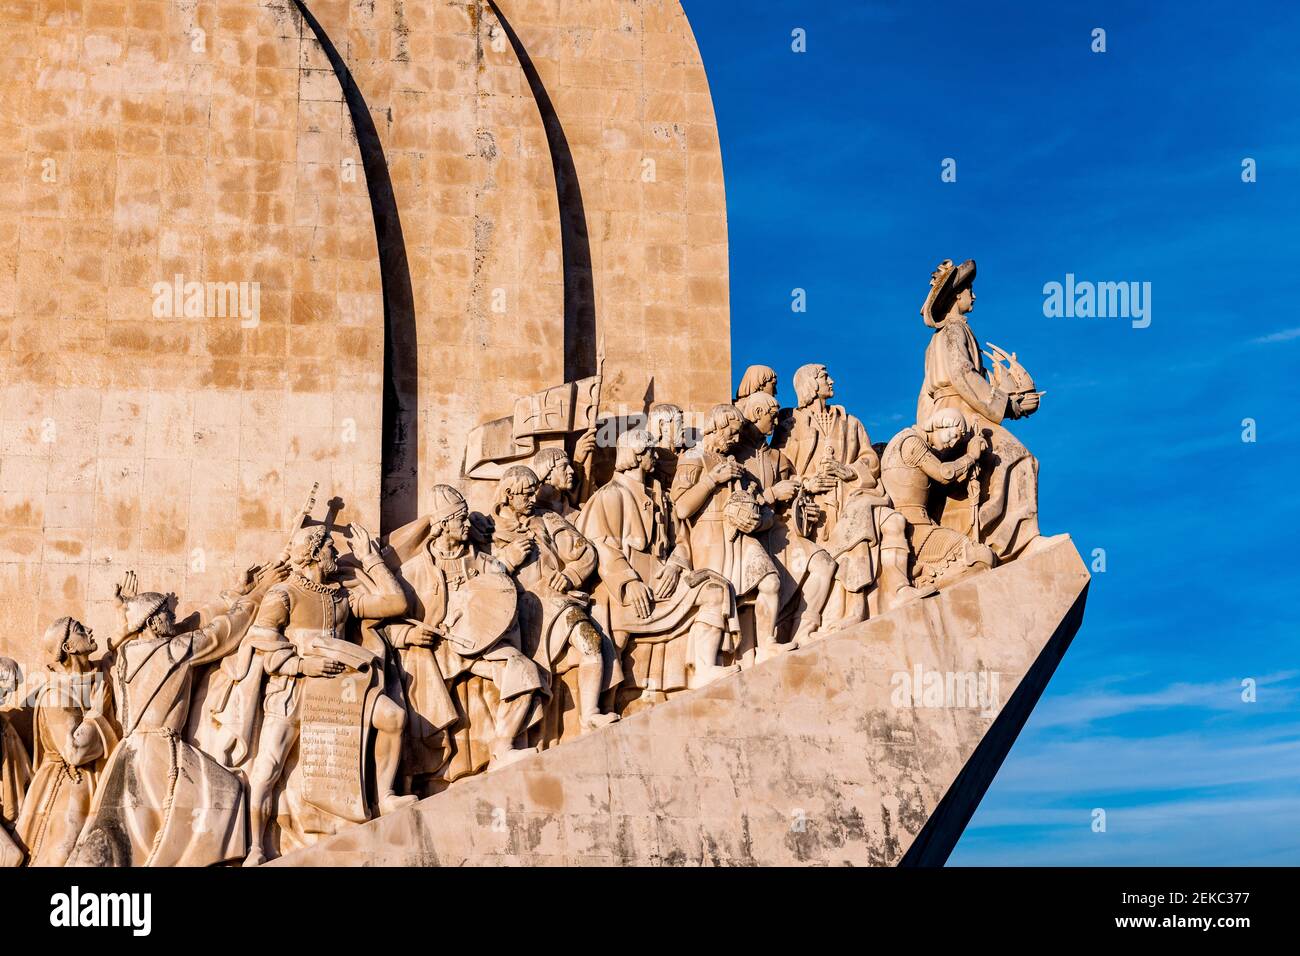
(532, 445, 590, 518)
(385, 485, 547, 783)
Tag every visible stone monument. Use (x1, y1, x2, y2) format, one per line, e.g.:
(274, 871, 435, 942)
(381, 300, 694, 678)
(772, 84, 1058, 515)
(0, 1, 1086, 868)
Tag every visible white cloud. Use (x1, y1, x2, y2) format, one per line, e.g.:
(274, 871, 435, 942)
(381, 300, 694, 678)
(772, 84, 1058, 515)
(1251, 326, 1300, 344)
(1029, 672, 1299, 730)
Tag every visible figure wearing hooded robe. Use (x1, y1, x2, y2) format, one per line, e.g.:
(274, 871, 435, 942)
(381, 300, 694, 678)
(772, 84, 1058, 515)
(917, 258, 1044, 560)
(14, 618, 118, 868)
(0, 657, 32, 867)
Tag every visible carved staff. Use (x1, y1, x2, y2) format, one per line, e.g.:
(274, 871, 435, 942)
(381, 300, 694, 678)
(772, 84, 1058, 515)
(593, 334, 606, 420)
(279, 482, 320, 559)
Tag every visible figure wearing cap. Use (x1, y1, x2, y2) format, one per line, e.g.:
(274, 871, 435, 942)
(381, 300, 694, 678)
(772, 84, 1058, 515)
(14, 617, 118, 867)
(918, 258, 1046, 560)
(68, 565, 283, 868)
(0, 656, 31, 867)
(384, 484, 547, 787)
(532, 444, 593, 519)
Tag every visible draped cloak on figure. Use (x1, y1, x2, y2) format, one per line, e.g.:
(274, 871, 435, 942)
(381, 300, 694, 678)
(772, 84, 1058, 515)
(68, 599, 256, 868)
(0, 712, 31, 867)
(577, 471, 737, 697)
(918, 314, 1039, 560)
(15, 668, 118, 867)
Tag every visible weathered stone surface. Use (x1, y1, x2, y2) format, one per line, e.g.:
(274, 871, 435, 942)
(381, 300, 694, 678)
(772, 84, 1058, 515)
(0, 2, 385, 661)
(0, 0, 731, 672)
(275, 534, 1089, 866)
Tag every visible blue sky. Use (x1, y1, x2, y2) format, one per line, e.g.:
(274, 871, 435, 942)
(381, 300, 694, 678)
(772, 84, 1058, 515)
(684, 0, 1300, 864)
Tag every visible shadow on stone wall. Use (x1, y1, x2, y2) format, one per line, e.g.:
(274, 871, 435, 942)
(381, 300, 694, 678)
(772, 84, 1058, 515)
(489, 0, 599, 384)
(295, 1, 421, 534)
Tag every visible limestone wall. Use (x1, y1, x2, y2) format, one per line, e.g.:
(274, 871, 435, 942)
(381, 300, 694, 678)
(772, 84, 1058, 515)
(0, 1, 385, 661)
(0, 0, 731, 668)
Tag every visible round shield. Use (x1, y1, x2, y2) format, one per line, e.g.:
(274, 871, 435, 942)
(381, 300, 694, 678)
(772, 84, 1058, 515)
(449, 571, 519, 656)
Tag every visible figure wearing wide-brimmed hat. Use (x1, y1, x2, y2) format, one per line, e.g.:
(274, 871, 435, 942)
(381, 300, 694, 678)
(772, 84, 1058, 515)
(918, 258, 1047, 561)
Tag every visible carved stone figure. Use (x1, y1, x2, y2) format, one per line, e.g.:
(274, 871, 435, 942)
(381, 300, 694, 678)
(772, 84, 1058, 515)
(239, 525, 415, 866)
(0, 657, 32, 867)
(67, 570, 275, 868)
(385, 485, 546, 784)
(737, 364, 797, 449)
(735, 364, 777, 401)
(531, 440, 594, 518)
(577, 430, 739, 699)
(673, 404, 791, 664)
(735, 391, 836, 647)
(918, 258, 1044, 560)
(490, 465, 619, 740)
(647, 402, 688, 491)
(772, 364, 880, 541)
(14, 619, 118, 868)
(774, 364, 925, 625)
(881, 410, 995, 590)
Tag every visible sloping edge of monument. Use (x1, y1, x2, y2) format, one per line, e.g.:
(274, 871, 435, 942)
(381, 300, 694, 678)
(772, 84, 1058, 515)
(899, 576, 1090, 866)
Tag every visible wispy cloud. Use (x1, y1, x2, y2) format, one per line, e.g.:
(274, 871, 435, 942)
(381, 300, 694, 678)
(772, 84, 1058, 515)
(1251, 326, 1300, 344)
(1030, 672, 1299, 730)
